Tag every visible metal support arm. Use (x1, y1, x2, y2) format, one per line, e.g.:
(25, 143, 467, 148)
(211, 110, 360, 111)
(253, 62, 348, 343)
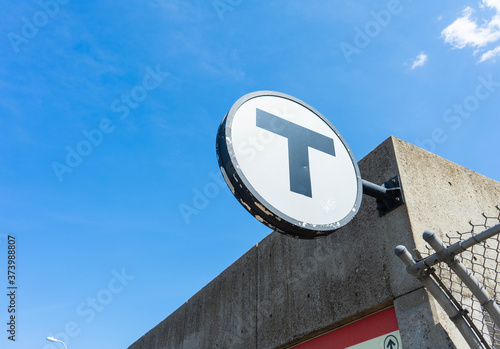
(362, 175, 405, 216)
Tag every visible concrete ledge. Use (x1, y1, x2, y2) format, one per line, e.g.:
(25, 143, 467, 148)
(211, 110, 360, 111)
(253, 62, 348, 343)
(394, 287, 466, 349)
(129, 246, 258, 349)
(128, 136, 500, 349)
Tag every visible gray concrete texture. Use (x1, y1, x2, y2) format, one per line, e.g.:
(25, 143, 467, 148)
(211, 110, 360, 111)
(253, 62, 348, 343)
(128, 136, 500, 349)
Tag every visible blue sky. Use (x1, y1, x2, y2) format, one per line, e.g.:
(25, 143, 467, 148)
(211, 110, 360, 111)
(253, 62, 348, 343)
(1, 0, 500, 348)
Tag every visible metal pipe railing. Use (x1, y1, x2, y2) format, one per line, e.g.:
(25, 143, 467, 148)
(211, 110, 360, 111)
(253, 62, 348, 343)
(423, 230, 500, 330)
(395, 245, 483, 349)
(405, 224, 500, 277)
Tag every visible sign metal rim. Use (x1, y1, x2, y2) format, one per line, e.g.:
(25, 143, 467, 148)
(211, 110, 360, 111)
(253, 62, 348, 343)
(216, 90, 363, 239)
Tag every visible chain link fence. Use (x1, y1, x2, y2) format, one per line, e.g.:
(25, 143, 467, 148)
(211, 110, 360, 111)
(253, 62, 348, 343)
(396, 205, 500, 349)
(423, 206, 500, 348)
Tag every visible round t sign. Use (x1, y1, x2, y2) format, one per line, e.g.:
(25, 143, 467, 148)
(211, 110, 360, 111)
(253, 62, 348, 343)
(216, 91, 362, 239)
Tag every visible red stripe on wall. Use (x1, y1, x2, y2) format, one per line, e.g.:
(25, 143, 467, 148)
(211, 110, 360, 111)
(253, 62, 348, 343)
(290, 307, 399, 349)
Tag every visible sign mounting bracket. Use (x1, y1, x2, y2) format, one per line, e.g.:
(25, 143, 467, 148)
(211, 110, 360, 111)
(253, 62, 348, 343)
(362, 175, 405, 217)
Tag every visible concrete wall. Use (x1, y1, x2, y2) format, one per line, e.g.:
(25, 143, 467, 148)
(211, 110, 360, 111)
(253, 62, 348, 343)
(128, 136, 500, 349)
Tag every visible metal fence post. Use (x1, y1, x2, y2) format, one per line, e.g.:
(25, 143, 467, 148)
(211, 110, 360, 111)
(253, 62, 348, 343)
(423, 230, 500, 330)
(395, 245, 483, 349)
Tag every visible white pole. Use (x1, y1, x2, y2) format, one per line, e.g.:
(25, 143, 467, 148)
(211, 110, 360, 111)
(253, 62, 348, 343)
(46, 337, 68, 349)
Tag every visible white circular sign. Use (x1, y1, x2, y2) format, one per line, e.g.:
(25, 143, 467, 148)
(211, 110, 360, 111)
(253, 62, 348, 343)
(216, 91, 362, 239)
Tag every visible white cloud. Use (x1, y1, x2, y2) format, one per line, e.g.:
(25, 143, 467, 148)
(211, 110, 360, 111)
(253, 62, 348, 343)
(411, 52, 428, 69)
(483, 0, 500, 12)
(479, 45, 500, 61)
(441, 0, 500, 62)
